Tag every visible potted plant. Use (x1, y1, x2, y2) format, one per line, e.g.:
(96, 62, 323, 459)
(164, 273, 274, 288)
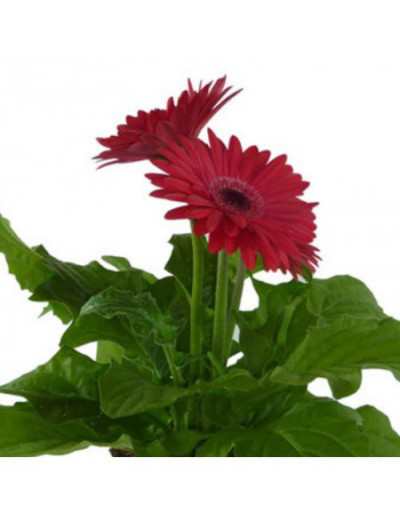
(1, 76, 400, 457)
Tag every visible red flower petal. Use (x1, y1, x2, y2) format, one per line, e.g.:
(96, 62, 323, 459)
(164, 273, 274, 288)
(150, 130, 319, 276)
(95, 77, 240, 167)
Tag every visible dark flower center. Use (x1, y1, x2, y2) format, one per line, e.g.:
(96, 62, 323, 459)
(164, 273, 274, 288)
(210, 177, 264, 218)
(219, 188, 251, 212)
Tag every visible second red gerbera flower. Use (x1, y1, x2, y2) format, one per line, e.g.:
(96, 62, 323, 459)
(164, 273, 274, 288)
(95, 76, 240, 168)
(147, 130, 319, 275)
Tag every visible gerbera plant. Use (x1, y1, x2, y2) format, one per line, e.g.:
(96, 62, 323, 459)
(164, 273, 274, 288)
(1, 77, 400, 457)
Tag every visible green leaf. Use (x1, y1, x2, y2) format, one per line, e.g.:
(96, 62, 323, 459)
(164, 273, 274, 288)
(197, 385, 309, 455)
(238, 324, 276, 378)
(81, 289, 177, 343)
(99, 361, 188, 418)
(0, 402, 120, 456)
(149, 276, 190, 353)
(238, 279, 307, 376)
(150, 277, 189, 330)
(196, 432, 235, 457)
(235, 431, 301, 456)
(306, 275, 384, 323)
(60, 311, 135, 350)
(328, 370, 362, 399)
(96, 340, 124, 364)
(61, 288, 180, 377)
(102, 255, 157, 284)
(0, 214, 156, 326)
(194, 377, 304, 432)
(133, 440, 170, 457)
(231, 381, 307, 427)
(197, 369, 259, 393)
(31, 247, 153, 318)
(161, 430, 205, 457)
(166, 233, 219, 306)
(239, 275, 392, 396)
(181, 370, 261, 430)
(0, 214, 52, 291)
(357, 405, 400, 456)
(234, 396, 400, 456)
(40, 301, 74, 324)
(272, 276, 387, 392)
(271, 317, 400, 386)
(99, 362, 259, 421)
(0, 348, 104, 421)
(244, 278, 307, 330)
(200, 395, 237, 428)
(283, 275, 384, 360)
(102, 255, 133, 271)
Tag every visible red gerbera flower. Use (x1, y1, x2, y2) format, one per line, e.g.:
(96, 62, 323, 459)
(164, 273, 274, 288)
(95, 76, 240, 168)
(146, 130, 319, 275)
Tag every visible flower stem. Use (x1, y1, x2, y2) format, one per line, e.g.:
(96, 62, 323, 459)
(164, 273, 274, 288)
(207, 351, 226, 376)
(190, 224, 204, 382)
(163, 345, 184, 386)
(225, 258, 246, 360)
(212, 251, 229, 367)
(162, 344, 186, 429)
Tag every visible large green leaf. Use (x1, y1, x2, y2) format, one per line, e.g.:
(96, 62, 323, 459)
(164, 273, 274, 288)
(357, 405, 400, 456)
(327, 370, 362, 399)
(298, 276, 385, 397)
(283, 276, 384, 359)
(99, 361, 187, 418)
(0, 214, 156, 325)
(99, 359, 260, 421)
(81, 289, 176, 341)
(231, 380, 307, 427)
(242, 278, 307, 330)
(61, 288, 179, 378)
(189, 369, 261, 430)
(271, 317, 400, 386)
(60, 310, 135, 350)
(149, 276, 190, 352)
(238, 279, 307, 376)
(195, 384, 307, 456)
(0, 214, 52, 291)
(31, 247, 153, 318)
(240, 275, 390, 397)
(306, 276, 384, 323)
(234, 397, 400, 457)
(0, 348, 105, 421)
(0, 402, 121, 457)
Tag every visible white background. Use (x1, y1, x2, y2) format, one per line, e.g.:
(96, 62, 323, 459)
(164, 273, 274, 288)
(1, 0, 400, 511)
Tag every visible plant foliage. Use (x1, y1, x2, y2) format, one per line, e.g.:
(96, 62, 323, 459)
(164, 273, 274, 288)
(1, 214, 400, 456)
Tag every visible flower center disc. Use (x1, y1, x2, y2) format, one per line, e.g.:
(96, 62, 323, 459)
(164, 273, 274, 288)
(210, 177, 264, 218)
(220, 187, 251, 212)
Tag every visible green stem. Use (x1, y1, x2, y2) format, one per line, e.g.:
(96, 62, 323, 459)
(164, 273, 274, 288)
(212, 251, 229, 367)
(225, 259, 246, 360)
(207, 351, 226, 376)
(163, 345, 184, 386)
(190, 224, 204, 382)
(163, 346, 186, 430)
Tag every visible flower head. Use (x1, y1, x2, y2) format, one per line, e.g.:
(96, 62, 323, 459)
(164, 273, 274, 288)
(147, 130, 319, 275)
(95, 76, 240, 168)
